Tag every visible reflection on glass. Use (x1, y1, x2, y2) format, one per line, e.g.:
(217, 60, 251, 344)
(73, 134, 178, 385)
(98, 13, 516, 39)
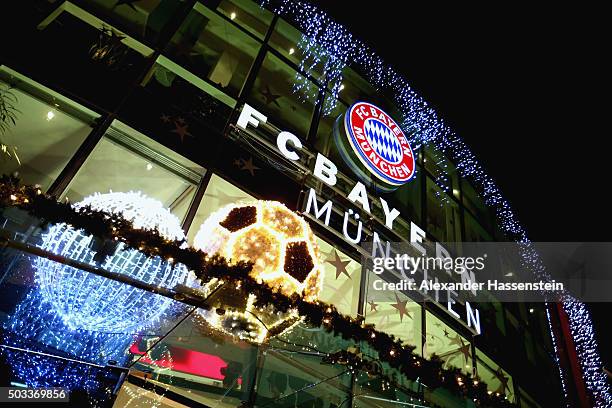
(167, 3, 261, 98)
(62, 121, 204, 222)
(464, 211, 492, 242)
(217, 0, 273, 39)
(476, 348, 515, 402)
(254, 348, 351, 407)
(425, 311, 473, 374)
(246, 52, 316, 138)
(0, 69, 97, 192)
(118, 306, 258, 407)
(462, 178, 494, 231)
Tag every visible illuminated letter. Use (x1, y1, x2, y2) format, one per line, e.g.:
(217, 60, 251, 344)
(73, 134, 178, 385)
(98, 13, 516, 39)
(466, 301, 481, 335)
(347, 182, 371, 213)
(277, 131, 302, 161)
(237, 103, 267, 130)
(304, 188, 332, 225)
(313, 153, 337, 186)
(379, 197, 400, 229)
(410, 222, 426, 255)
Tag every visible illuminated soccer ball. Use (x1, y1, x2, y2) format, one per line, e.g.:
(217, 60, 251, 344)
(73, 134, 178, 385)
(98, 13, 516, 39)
(34, 192, 190, 333)
(193, 201, 323, 343)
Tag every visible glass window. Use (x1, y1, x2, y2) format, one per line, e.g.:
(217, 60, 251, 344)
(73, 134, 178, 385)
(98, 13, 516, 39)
(62, 120, 205, 222)
(246, 52, 316, 138)
(74, 0, 183, 44)
(464, 211, 492, 242)
(317, 238, 362, 317)
(462, 179, 494, 232)
(268, 18, 326, 80)
(167, 3, 261, 99)
(0, 67, 98, 192)
(216, 0, 273, 40)
(186, 173, 254, 244)
(424, 145, 460, 201)
(476, 348, 515, 402)
(363, 278, 423, 354)
(425, 311, 473, 375)
(426, 177, 462, 244)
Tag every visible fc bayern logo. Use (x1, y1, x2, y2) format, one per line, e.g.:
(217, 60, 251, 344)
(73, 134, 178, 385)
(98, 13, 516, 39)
(343, 102, 415, 186)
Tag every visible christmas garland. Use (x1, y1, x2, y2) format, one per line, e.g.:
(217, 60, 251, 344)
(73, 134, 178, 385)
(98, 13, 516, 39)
(0, 176, 513, 407)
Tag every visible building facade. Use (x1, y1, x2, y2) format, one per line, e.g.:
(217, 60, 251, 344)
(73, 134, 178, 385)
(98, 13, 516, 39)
(0, 1, 597, 407)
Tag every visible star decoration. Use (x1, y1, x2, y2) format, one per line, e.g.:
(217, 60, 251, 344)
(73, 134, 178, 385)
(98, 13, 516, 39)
(160, 114, 171, 123)
(457, 341, 471, 364)
(171, 121, 192, 143)
(261, 85, 281, 107)
(367, 300, 378, 313)
(233, 158, 243, 167)
(240, 157, 260, 176)
(443, 328, 450, 338)
(494, 367, 510, 394)
(176, 117, 186, 125)
(325, 250, 351, 279)
(449, 334, 465, 348)
(390, 292, 411, 322)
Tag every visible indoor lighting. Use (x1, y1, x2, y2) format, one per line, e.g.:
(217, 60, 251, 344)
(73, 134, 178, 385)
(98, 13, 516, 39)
(339, 84, 344, 91)
(230, 11, 236, 20)
(46, 111, 55, 121)
(146, 163, 153, 171)
(289, 47, 295, 55)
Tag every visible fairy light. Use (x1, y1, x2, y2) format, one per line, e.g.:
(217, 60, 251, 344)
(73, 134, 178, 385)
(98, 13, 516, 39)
(193, 201, 324, 343)
(259, 0, 611, 403)
(33, 191, 190, 333)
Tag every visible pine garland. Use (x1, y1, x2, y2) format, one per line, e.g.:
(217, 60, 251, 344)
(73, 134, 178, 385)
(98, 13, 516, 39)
(0, 176, 514, 407)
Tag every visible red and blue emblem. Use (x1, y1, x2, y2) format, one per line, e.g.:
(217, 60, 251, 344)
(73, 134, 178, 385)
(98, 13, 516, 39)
(342, 102, 415, 187)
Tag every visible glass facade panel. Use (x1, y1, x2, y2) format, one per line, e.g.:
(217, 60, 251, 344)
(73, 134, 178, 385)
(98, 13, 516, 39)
(476, 348, 515, 402)
(62, 121, 205, 222)
(426, 177, 462, 244)
(425, 311, 473, 375)
(269, 18, 325, 80)
(75, 0, 183, 44)
(216, 0, 273, 40)
(363, 281, 423, 354)
(0, 68, 97, 192)
(167, 3, 261, 98)
(246, 52, 316, 138)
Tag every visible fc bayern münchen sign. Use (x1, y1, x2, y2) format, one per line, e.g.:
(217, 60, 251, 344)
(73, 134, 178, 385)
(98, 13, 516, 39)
(335, 102, 416, 191)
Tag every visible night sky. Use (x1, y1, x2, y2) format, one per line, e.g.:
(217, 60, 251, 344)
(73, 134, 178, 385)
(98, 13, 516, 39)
(310, 2, 611, 371)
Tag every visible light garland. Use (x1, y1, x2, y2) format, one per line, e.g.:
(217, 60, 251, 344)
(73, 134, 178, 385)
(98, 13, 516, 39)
(259, 0, 611, 404)
(193, 201, 323, 343)
(34, 191, 191, 333)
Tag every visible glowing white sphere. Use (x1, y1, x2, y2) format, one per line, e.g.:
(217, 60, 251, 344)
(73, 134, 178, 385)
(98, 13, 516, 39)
(34, 192, 190, 332)
(192, 201, 323, 343)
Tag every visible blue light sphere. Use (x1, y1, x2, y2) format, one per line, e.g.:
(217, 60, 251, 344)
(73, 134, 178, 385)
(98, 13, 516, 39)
(33, 191, 190, 333)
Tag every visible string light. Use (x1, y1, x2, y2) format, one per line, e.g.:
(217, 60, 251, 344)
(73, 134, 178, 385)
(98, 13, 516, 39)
(193, 201, 324, 343)
(33, 191, 190, 333)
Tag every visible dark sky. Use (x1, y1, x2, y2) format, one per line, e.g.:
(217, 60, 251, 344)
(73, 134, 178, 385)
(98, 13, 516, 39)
(310, 2, 611, 371)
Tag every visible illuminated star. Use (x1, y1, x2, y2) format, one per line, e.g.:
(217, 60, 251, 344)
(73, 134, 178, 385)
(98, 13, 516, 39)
(240, 157, 259, 176)
(171, 122, 192, 143)
(325, 250, 351, 279)
(390, 292, 411, 322)
(494, 367, 510, 394)
(261, 85, 281, 107)
(160, 114, 171, 123)
(368, 300, 379, 313)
